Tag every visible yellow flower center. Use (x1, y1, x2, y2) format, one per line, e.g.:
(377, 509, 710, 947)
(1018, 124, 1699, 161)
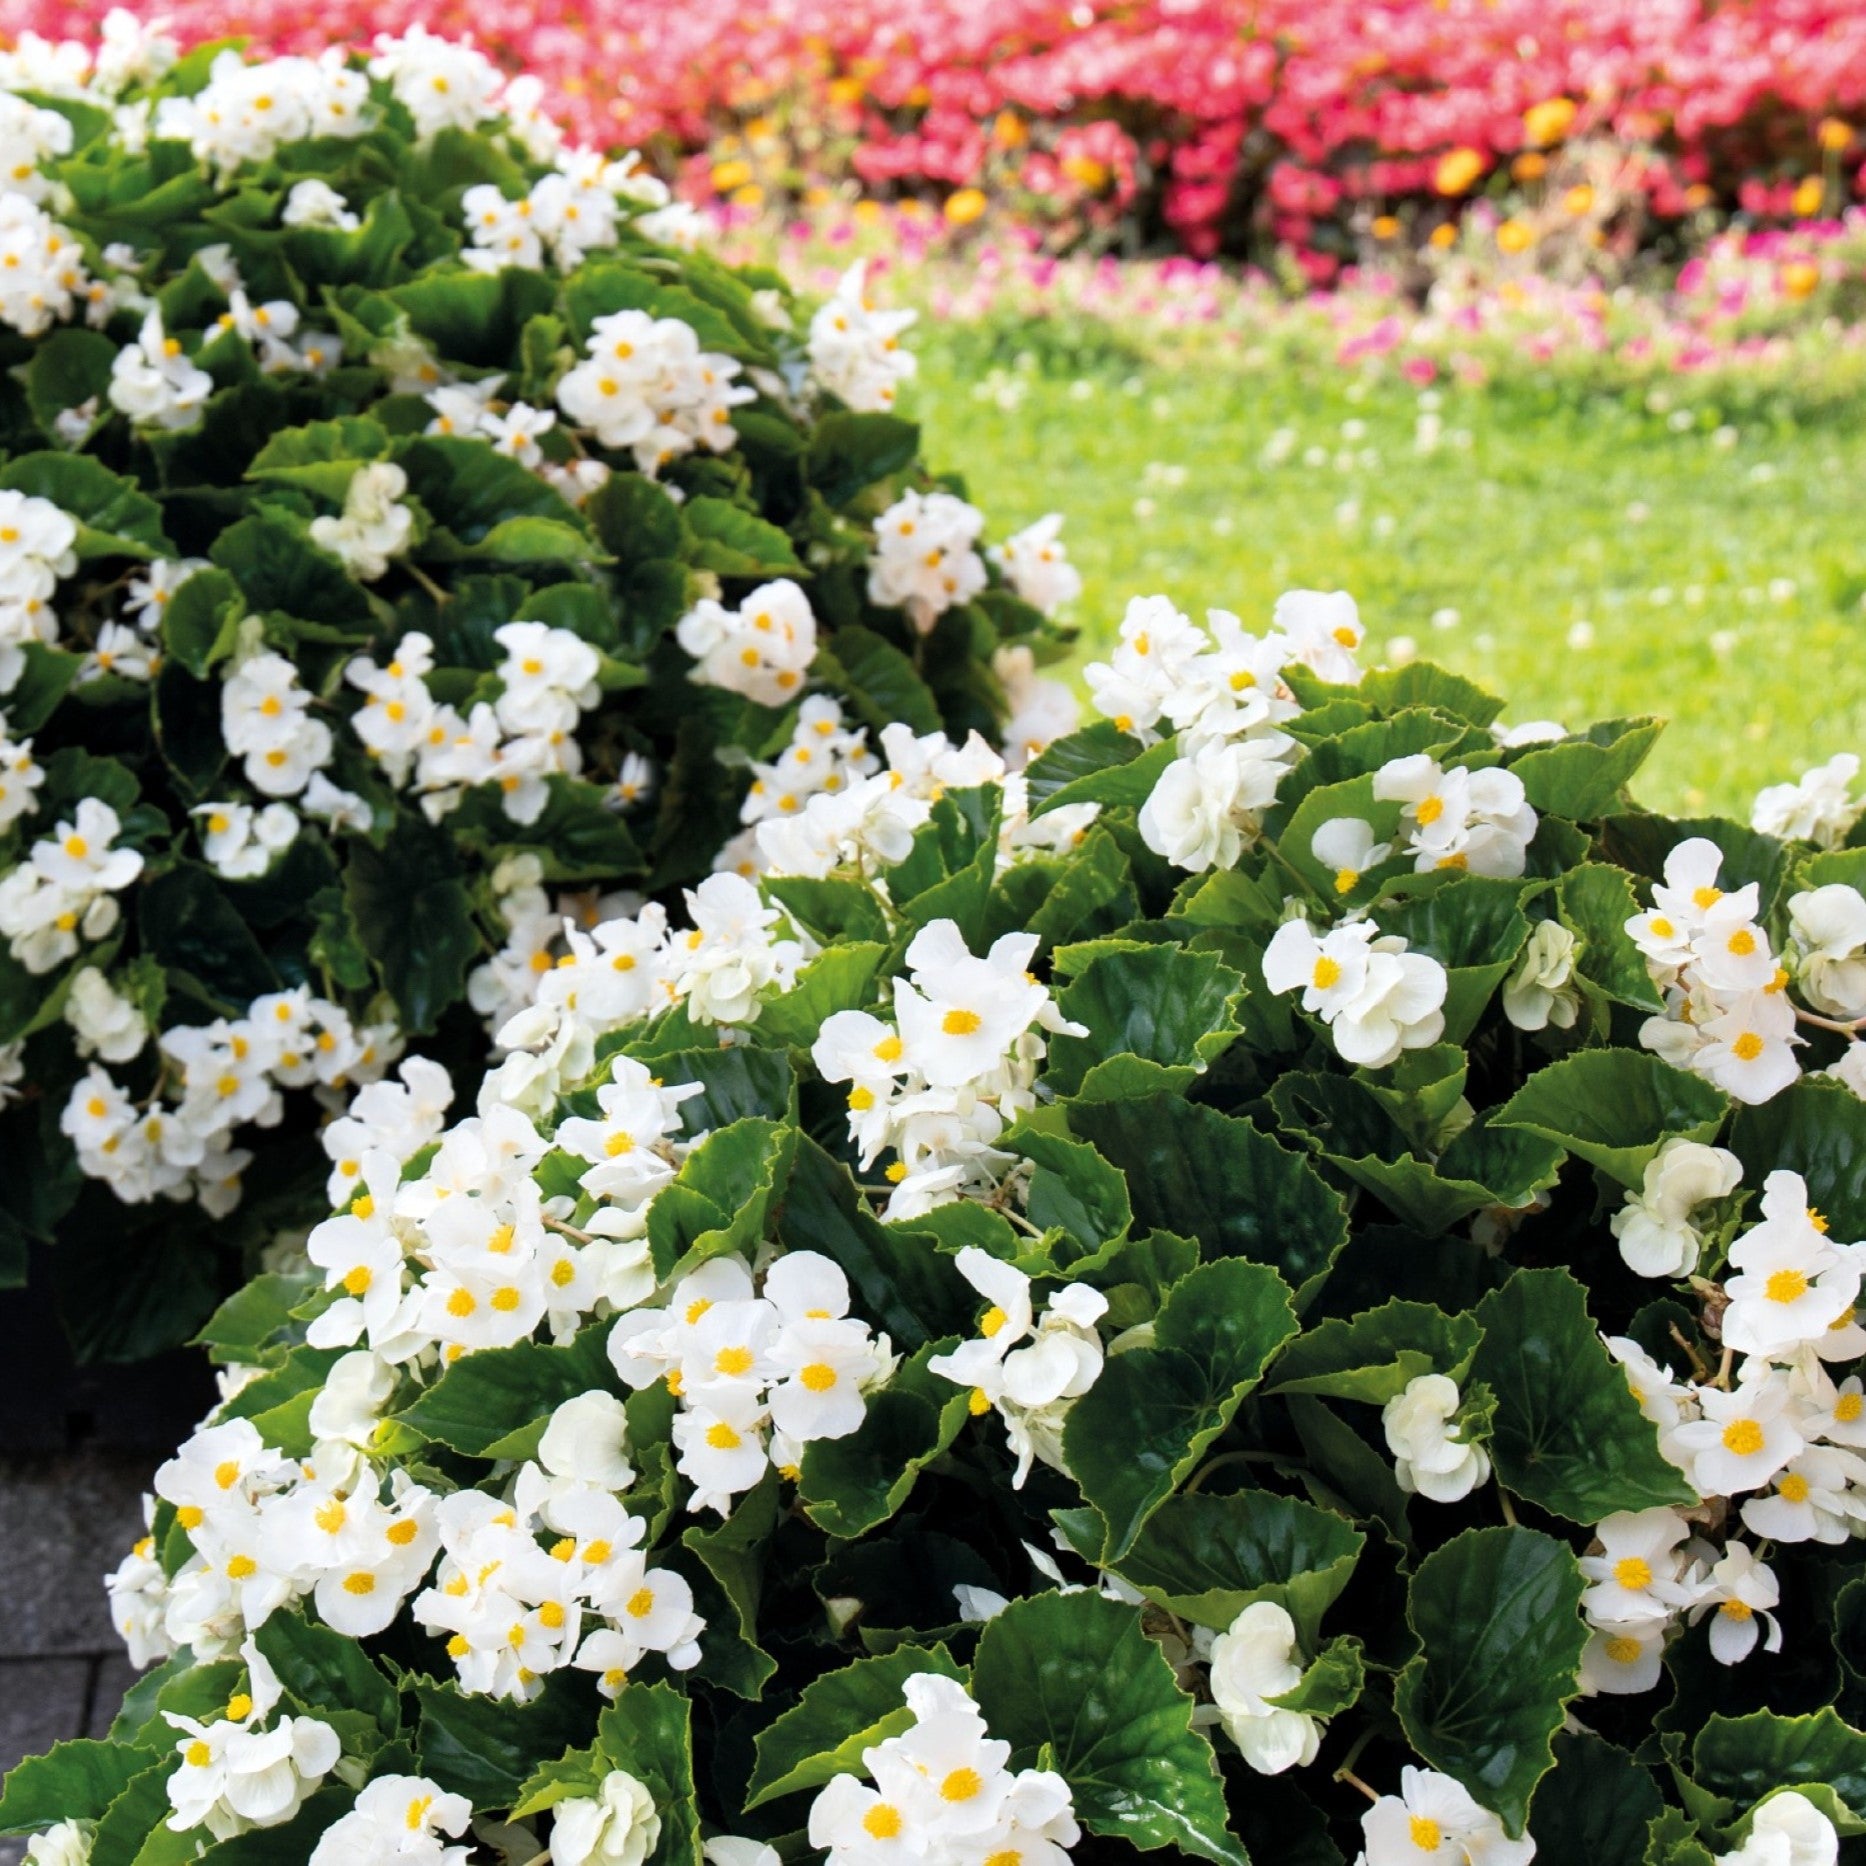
(863, 1805, 903, 1840)
(1612, 1556, 1652, 1591)
(706, 1421, 742, 1450)
(1722, 1419, 1765, 1456)
(1766, 1268, 1810, 1304)
(1603, 1635, 1643, 1665)
(942, 1008, 983, 1036)
(1731, 1032, 1765, 1062)
(801, 1362, 838, 1392)
(1409, 1816, 1443, 1852)
(940, 1768, 984, 1802)
(1778, 1473, 1811, 1503)
(1312, 956, 1343, 990)
(715, 1345, 755, 1376)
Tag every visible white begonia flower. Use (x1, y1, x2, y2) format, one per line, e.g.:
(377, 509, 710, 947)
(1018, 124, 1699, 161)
(1262, 917, 1449, 1069)
(1740, 1443, 1866, 1545)
(309, 462, 414, 582)
(1787, 884, 1866, 1021)
(1381, 1373, 1490, 1503)
(62, 966, 148, 1064)
(0, 193, 88, 340)
(1717, 1791, 1840, 1866)
(192, 800, 298, 880)
(1373, 753, 1539, 878)
(1576, 1508, 1697, 1627)
(1692, 986, 1803, 1104)
(990, 513, 1083, 617)
(1501, 920, 1581, 1031)
(0, 796, 144, 973)
(220, 651, 333, 800)
(1356, 1764, 1535, 1866)
(1273, 589, 1365, 686)
(281, 179, 358, 230)
(106, 1499, 176, 1670)
(368, 28, 504, 138)
(1312, 816, 1393, 898)
(893, 920, 1063, 1088)
(809, 262, 917, 412)
(1687, 1540, 1783, 1665)
(1578, 1622, 1668, 1696)
(866, 489, 988, 633)
(1720, 1170, 1862, 1359)
(1670, 1369, 1805, 1498)
(0, 725, 45, 829)
(123, 557, 207, 632)
(994, 642, 1081, 769)
(550, 1769, 662, 1866)
(163, 1639, 341, 1839)
(1138, 734, 1292, 873)
(1083, 594, 1209, 738)
(1206, 1600, 1324, 1774)
(23, 1820, 93, 1866)
(1609, 1138, 1743, 1278)
(674, 871, 802, 1027)
(538, 1391, 636, 1492)
(1751, 754, 1862, 849)
(675, 578, 818, 707)
(109, 308, 212, 429)
(306, 1774, 473, 1866)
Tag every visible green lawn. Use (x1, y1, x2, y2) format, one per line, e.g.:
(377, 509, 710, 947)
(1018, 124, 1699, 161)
(902, 336, 1866, 816)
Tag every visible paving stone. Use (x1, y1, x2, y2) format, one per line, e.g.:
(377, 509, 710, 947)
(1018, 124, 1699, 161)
(0, 1449, 157, 1655)
(0, 1654, 92, 1785)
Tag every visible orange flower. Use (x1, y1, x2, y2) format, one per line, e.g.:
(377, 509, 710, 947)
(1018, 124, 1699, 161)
(991, 110, 1027, 149)
(1371, 214, 1400, 240)
(1563, 184, 1595, 216)
(730, 183, 765, 210)
(1684, 183, 1715, 211)
(1781, 260, 1821, 299)
(943, 187, 989, 226)
(1496, 218, 1535, 254)
(1818, 117, 1852, 153)
(1511, 152, 1548, 182)
(1434, 146, 1487, 196)
(1428, 221, 1458, 249)
(1522, 97, 1577, 147)
(710, 159, 753, 194)
(827, 76, 864, 109)
(1062, 154, 1111, 192)
(1792, 175, 1825, 217)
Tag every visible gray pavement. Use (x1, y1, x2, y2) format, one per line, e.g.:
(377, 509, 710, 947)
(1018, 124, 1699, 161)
(0, 1449, 159, 1864)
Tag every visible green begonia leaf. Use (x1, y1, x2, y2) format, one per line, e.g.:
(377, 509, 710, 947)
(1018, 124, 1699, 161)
(1529, 1730, 1666, 1866)
(0, 1740, 154, 1833)
(1558, 863, 1667, 1013)
(1472, 1268, 1697, 1521)
(254, 1613, 399, 1738)
(344, 815, 479, 1036)
(1097, 1488, 1365, 1641)
(1690, 1709, 1866, 1822)
(754, 942, 885, 1049)
(744, 1643, 967, 1808)
(682, 496, 803, 576)
(971, 1589, 1247, 1866)
(1495, 1050, 1730, 1188)
(806, 411, 920, 505)
(1394, 1526, 1587, 1835)
(1507, 718, 1664, 820)
(645, 1116, 797, 1284)
(246, 416, 391, 500)
(412, 1671, 598, 1808)
(1063, 1258, 1298, 1560)
(1045, 946, 1246, 1096)
(1269, 1634, 1366, 1717)
(1730, 1079, 1866, 1241)
(797, 1341, 972, 1538)
(0, 452, 171, 559)
(1379, 874, 1532, 1043)
(1024, 722, 1177, 818)
(396, 1318, 616, 1456)
(1068, 1095, 1348, 1287)
(1268, 1298, 1482, 1403)
(818, 625, 942, 737)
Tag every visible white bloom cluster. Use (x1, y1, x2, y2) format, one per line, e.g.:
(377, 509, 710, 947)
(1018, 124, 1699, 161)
(108, 308, 213, 429)
(1582, 1167, 1866, 1691)
(367, 28, 504, 139)
(677, 577, 818, 706)
(867, 490, 988, 632)
(307, 1775, 471, 1866)
(928, 1249, 1107, 1487)
(735, 696, 877, 833)
(65, 986, 399, 1212)
(1498, 920, 1581, 1032)
(424, 373, 559, 471)
(163, 1636, 340, 1839)
(0, 710, 45, 828)
(1354, 1765, 1534, 1866)
(1201, 1602, 1325, 1776)
(812, 920, 1085, 1219)
(346, 622, 601, 825)
(1629, 838, 1802, 1102)
(550, 1770, 663, 1866)
(1263, 915, 1450, 1069)
(1382, 1373, 1491, 1502)
(993, 641, 1082, 770)
(321, 1054, 456, 1209)
(808, 262, 918, 412)
(809, 1673, 1079, 1866)
(0, 487, 77, 692)
(0, 191, 90, 338)
(990, 514, 1083, 620)
(412, 1414, 702, 1702)
(1711, 1793, 1840, 1866)
(222, 648, 335, 799)
(1371, 753, 1538, 878)
(610, 1251, 895, 1514)
(1087, 595, 1326, 874)
(154, 47, 369, 176)
(63, 964, 148, 1064)
(556, 307, 754, 477)
(0, 797, 142, 973)
(1751, 753, 1863, 849)
(461, 148, 668, 273)
(309, 462, 414, 581)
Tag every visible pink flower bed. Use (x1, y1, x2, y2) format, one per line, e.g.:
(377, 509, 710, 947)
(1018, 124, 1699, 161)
(12, 0, 1866, 265)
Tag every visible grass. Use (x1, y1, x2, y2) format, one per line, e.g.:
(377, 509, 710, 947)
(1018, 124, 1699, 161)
(901, 329, 1866, 816)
